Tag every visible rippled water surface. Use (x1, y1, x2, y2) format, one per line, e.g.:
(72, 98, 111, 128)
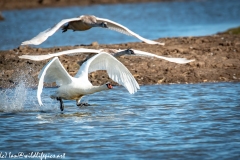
(0, 82, 240, 159)
(0, 0, 240, 50)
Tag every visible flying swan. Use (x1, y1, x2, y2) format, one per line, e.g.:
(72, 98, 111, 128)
(37, 52, 140, 111)
(19, 48, 194, 64)
(21, 15, 164, 46)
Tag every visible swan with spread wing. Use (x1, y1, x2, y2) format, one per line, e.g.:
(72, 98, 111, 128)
(19, 48, 194, 64)
(37, 52, 140, 111)
(21, 15, 164, 46)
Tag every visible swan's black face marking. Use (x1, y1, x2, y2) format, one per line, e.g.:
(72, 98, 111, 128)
(106, 83, 113, 89)
(127, 49, 135, 55)
(101, 22, 108, 28)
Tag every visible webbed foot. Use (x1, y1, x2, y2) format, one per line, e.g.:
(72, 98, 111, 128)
(77, 103, 90, 107)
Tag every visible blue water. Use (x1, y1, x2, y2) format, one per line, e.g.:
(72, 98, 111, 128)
(0, 82, 240, 159)
(0, 0, 240, 50)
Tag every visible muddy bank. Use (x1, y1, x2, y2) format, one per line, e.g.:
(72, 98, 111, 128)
(0, 0, 186, 10)
(0, 34, 239, 88)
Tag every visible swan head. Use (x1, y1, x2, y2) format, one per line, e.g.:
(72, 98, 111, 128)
(114, 49, 135, 57)
(106, 82, 113, 89)
(125, 49, 135, 55)
(100, 22, 108, 28)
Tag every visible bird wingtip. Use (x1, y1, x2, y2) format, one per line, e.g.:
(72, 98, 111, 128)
(21, 40, 33, 46)
(21, 42, 27, 46)
(158, 42, 165, 45)
(185, 59, 195, 63)
(129, 88, 140, 94)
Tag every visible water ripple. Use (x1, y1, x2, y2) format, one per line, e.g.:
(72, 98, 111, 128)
(1, 82, 240, 159)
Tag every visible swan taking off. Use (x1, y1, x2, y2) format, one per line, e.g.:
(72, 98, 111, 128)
(19, 48, 194, 64)
(21, 15, 164, 46)
(38, 52, 140, 111)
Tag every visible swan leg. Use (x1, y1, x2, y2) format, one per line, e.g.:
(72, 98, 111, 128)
(56, 97, 64, 111)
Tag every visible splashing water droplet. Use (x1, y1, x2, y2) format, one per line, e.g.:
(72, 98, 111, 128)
(0, 80, 27, 112)
(0, 68, 63, 112)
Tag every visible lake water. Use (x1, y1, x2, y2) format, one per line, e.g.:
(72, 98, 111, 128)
(0, 0, 240, 50)
(0, 81, 240, 159)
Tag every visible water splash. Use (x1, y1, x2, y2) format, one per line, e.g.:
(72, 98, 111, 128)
(0, 68, 41, 112)
(0, 80, 27, 112)
(0, 81, 60, 112)
(0, 63, 62, 112)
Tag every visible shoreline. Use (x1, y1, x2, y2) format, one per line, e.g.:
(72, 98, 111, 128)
(1, 34, 239, 88)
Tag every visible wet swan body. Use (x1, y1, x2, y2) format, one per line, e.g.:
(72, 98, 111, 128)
(38, 52, 140, 111)
(21, 15, 164, 45)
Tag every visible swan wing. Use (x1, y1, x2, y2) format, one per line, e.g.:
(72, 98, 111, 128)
(130, 49, 195, 64)
(37, 57, 72, 105)
(19, 54, 54, 61)
(75, 52, 140, 94)
(96, 17, 164, 45)
(21, 17, 81, 45)
(18, 48, 101, 61)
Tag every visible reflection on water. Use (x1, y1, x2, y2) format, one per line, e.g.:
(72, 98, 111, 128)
(0, 0, 240, 50)
(0, 82, 240, 159)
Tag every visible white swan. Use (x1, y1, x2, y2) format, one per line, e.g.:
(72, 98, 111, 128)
(38, 52, 140, 111)
(21, 15, 164, 46)
(19, 48, 194, 64)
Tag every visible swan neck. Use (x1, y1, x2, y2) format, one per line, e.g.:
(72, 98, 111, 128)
(90, 84, 108, 93)
(91, 23, 103, 27)
(113, 51, 127, 57)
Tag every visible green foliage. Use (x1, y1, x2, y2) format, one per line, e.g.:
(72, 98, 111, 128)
(222, 26, 240, 35)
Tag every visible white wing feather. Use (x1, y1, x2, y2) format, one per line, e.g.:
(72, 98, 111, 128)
(21, 17, 81, 45)
(19, 54, 54, 61)
(37, 57, 72, 105)
(96, 17, 164, 45)
(18, 48, 101, 61)
(75, 52, 140, 94)
(130, 49, 195, 64)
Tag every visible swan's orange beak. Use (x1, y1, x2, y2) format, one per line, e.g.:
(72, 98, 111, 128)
(107, 83, 113, 89)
